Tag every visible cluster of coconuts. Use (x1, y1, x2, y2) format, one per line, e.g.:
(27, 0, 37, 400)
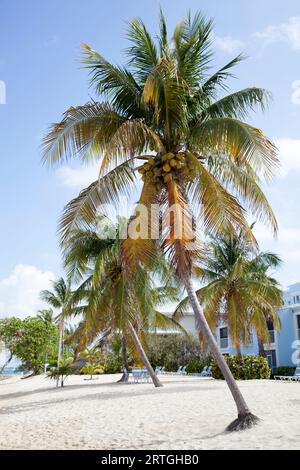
(138, 152, 196, 187)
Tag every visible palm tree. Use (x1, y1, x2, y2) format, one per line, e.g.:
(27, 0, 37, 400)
(42, 11, 279, 430)
(248, 251, 283, 357)
(37, 308, 55, 324)
(174, 230, 283, 358)
(62, 223, 182, 387)
(40, 278, 72, 386)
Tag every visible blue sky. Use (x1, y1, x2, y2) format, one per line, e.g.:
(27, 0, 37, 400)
(0, 0, 300, 317)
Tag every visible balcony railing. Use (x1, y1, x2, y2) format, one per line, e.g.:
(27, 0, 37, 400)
(220, 338, 229, 349)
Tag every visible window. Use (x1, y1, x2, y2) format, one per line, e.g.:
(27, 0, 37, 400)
(267, 320, 275, 343)
(220, 327, 228, 349)
(297, 315, 300, 340)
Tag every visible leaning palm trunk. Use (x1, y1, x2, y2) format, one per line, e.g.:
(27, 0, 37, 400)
(128, 321, 162, 388)
(258, 337, 266, 358)
(118, 336, 130, 383)
(185, 279, 259, 431)
(56, 319, 64, 388)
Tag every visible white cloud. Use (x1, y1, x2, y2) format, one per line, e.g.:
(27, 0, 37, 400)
(253, 225, 300, 288)
(56, 163, 99, 189)
(214, 35, 244, 54)
(292, 80, 300, 105)
(275, 138, 300, 176)
(255, 17, 300, 50)
(0, 265, 55, 319)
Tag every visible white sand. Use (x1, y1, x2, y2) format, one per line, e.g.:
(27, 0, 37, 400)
(0, 374, 299, 450)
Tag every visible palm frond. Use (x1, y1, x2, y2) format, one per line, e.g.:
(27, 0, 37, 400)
(59, 161, 136, 244)
(189, 117, 280, 180)
(42, 102, 125, 167)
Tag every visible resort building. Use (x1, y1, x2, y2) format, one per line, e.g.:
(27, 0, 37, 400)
(175, 283, 300, 371)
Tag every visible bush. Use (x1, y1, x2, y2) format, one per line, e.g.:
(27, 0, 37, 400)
(211, 355, 271, 380)
(185, 358, 210, 374)
(103, 351, 124, 374)
(275, 366, 296, 377)
(147, 334, 208, 372)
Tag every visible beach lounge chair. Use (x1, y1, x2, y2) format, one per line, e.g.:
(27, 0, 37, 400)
(200, 366, 208, 376)
(131, 368, 151, 383)
(274, 366, 300, 382)
(155, 366, 162, 375)
(141, 369, 150, 382)
(176, 366, 184, 375)
(132, 369, 143, 383)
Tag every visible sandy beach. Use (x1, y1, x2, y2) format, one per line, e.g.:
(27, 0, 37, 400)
(0, 374, 299, 450)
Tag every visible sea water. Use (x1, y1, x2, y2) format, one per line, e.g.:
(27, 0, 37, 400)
(0, 367, 23, 375)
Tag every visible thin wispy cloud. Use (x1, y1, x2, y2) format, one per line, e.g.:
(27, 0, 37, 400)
(56, 163, 100, 189)
(291, 80, 300, 104)
(213, 35, 245, 54)
(275, 138, 300, 176)
(254, 17, 300, 50)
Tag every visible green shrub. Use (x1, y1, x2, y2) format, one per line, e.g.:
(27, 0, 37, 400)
(185, 358, 210, 374)
(211, 355, 271, 380)
(275, 366, 296, 377)
(147, 334, 208, 372)
(103, 352, 123, 374)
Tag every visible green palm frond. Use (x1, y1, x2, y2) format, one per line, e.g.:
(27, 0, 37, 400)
(208, 155, 278, 234)
(58, 161, 136, 244)
(189, 117, 279, 180)
(82, 43, 144, 117)
(126, 18, 158, 84)
(203, 88, 271, 120)
(42, 102, 126, 166)
(201, 54, 245, 97)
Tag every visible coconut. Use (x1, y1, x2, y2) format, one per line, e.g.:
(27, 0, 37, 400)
(163, 164, 171, 173)
(170, 159, 177, 167)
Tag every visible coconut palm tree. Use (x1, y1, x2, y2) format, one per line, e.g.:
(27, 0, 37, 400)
(40, 278, 72, 386)
(37, 309, 55, 324)
(42, 10, 279, 430)
(248, 250, 283, 357)
(174, 230, 283, 358)
(62, 223, 182, 387)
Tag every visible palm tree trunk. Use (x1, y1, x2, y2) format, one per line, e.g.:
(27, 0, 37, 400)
(128, 321, 162, 388)
(118, 336, 130, 383)
(258, 337, 266, 358)
(56, 319, 64, 388)
(185, 278, 259, 431)
(236, 343, 243, 360)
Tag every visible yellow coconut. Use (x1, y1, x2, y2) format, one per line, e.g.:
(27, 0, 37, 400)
(166, 152, 175, 160)
(163, 163, 171, 173)
(149, 157, 155, 165)
(164, 174, 172, 183)
(170, 159, 177, 167)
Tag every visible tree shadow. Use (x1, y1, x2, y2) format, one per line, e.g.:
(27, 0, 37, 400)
(0, 383, 216, 416)
(0, 377, 214, 401)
